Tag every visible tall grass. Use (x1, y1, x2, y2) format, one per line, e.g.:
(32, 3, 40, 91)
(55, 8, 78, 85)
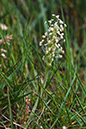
(0, 0, 86, 129)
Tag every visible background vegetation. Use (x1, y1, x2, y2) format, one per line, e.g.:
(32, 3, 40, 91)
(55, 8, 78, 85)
(0, 0, 86, 128)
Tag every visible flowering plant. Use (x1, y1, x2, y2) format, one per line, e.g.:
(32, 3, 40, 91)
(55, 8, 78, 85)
(30, 14, 67, 117)
(39, 14, 67, 67)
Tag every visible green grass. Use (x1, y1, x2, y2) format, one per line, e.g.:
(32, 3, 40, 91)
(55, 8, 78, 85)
(0, 0, 86, 129)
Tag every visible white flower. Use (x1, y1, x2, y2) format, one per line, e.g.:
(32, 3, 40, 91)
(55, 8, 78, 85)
(39, 39, 44, 46)
(60, 24, 64, 31)
(49, 33, 52, 36)
(56, 15, 59, 19)
(42, 35, 46, 38)
(62, 50, 64, 54)
(48, 27, 54, 32)
(48, 20, 52, 24)
(1, 49, 7, 53)
(51, 19, 54, 21)
(63, 39, 65, 42)
(44, 32, 47, 36)
(55, 43, 60, 48)
(59, 19, 64, 24)
(56, 39, 59, 43)
(63, 126, 67, 129)
(59, 54, 62, 58)
(39, 14, 67, 67)
(46, 50, 48, 54)
(0, 23, 8, 30)
(1, 53, 7, 59)
(51, 24, 54, 27)
(52, 14, 55, 16)
(64, 24, 67, 27)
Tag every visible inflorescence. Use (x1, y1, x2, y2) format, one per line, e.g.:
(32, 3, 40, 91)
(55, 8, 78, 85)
(39, 14, 67, 67)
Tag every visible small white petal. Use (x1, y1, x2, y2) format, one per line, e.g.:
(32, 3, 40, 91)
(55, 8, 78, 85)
(48, 20, 52, 24)
(63, 126, 67, 129)
(64, 24, 67, 27)
(51, 19, 54, 21)
(63, 39, 65, 42)
(49, 33, 52, 36)
(42, 35, 46, 38)
(56, 39, 59, 43)
(59, 19, 64, 24)
(46, 50, 48, 54)
(0, 23, 8, 30)
(1, 53, 6, 59)
(45, 32, 47, 36)
(62, 50, 64, 54)
(52, 14, 55, 16)
(56, 15, 59, 19)
(59, 55, 62, 58)
(1, 49, 7, 53)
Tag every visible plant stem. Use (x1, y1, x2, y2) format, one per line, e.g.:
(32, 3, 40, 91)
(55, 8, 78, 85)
(7, 86, 14, 129)
(30, 68, 49, 117)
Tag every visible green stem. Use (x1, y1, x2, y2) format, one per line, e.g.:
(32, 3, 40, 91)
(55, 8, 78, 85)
(40, 69, 49, 97)
(30, 68, 49, 117)
(7, 86, 14, 129)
